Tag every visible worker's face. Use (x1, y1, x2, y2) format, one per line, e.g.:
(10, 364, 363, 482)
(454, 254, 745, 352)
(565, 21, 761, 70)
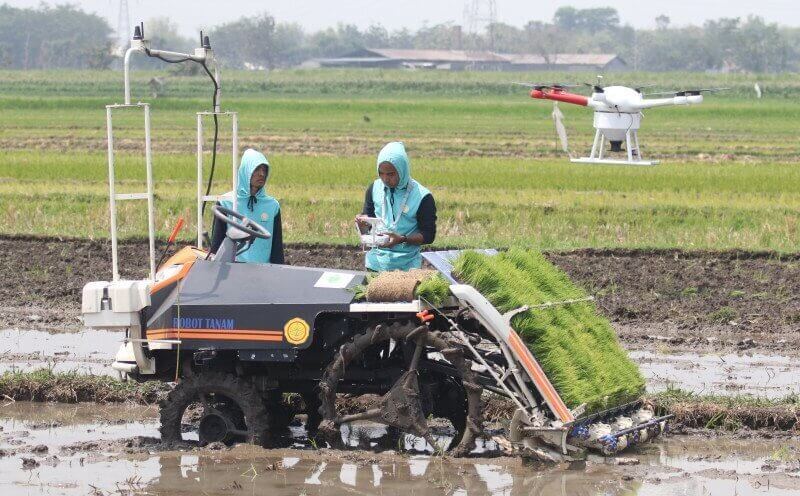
(378, 162, 399, 188)
(250, 164, 267, 194)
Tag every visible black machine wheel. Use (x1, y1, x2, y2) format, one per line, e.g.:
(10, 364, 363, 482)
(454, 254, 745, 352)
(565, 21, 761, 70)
(301, 392, 323, 437)
(160, 372, 271, 447)
(318, 322, 483, 456)
(263, 390, 294, 432)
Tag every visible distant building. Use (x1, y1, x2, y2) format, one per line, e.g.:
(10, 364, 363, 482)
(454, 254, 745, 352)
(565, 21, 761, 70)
(305, 48, 627, 72)
(501, 53, 627, 72)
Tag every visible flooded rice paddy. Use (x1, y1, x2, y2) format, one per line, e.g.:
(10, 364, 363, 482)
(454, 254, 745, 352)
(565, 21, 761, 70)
(1, 402, 799, 496)
(3, 328, 800, 398)
(2, 327, 800, 494)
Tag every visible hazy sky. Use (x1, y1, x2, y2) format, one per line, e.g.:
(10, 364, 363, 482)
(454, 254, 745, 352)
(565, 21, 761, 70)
(7, 0, 797, 36)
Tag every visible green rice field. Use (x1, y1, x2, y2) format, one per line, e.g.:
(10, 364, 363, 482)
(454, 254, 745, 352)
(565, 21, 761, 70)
(0, 69, 798, 252)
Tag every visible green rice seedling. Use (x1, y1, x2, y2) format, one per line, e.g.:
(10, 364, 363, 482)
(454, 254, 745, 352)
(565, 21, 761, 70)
(453, 249, 645, 413)
(415, 273, 451, 306)
(350, 273, 376, 301)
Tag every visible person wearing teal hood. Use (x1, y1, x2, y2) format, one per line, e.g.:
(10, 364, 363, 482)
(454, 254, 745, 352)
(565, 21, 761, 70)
(209, 148, 284, 264)
(356, 142, 437, 271)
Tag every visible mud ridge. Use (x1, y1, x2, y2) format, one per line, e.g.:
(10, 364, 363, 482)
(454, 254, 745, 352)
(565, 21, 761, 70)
(4, 370, 798, 437)
(665, 401, 800, 431)
(0, 369, 169, 404)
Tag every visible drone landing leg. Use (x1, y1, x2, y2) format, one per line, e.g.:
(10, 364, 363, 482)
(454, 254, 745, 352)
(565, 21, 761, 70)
(626, 130, 634, 162)
(633, 131, 643, 161)
(570, 128, 659, 166)
(598, 134, 606, 160)
(589, 129, 601, 160)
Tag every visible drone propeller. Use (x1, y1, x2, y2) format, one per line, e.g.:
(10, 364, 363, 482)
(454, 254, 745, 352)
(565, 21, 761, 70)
(513, 82, 579, 91)
(644, 88, 729, 97)
(583, 82, 605, 93)
(633, 84, 657, 93)
(584, 82, 656, 94)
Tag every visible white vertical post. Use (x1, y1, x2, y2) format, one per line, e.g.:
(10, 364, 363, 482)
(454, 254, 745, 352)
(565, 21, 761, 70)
(625, 130, 634, 163)
(123, 48, 134, 106)
(598, 134, 606, 160)
(231, 112, 238, 212)
(196, 113, 204, 248)
(106, 107, 120, 282)
(589, 129, 601, 159)
(196, 112, 239, 248)
(144, 104, 156, 281)
(633, 130, 642, 160)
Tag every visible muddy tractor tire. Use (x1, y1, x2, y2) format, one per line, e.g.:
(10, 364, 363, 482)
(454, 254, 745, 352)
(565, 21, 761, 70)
(318, 322, 483, 456)
(159, 371, 271, 447)
(301, 392, 323, 437)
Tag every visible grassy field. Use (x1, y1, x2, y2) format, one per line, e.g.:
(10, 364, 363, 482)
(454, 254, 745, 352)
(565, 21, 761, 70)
(2, 69, 800, 98)
(0, 69, 798, 251)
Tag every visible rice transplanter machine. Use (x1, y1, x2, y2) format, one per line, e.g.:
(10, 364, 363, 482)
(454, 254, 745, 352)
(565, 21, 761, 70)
(81, 24, 671, 460)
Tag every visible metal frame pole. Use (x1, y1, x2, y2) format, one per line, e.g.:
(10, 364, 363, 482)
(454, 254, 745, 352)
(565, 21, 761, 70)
(123, 48, 135, 105)
(195, 111, 239, 248)
(144, 104, 156, 280)
(106, 107, 120, 281)
(196, 113, 204, 248)
(231, 112, 238, 212)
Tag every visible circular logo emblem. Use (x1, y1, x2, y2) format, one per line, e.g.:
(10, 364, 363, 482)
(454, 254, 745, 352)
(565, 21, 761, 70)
(261, 212, 269, 221)
(403, 205, 409, 213)
(284, 317, 310, 345)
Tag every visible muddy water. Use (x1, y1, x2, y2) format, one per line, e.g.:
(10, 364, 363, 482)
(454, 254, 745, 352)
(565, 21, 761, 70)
(632, 350, 800, 398)
(0, 328, 125, 376)
(4, 328, 800, 400)
(1, 402, 799, 495)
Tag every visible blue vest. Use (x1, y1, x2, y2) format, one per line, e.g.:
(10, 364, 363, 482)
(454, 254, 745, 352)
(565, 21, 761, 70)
(219, 195, 279, 264)
(365, 178, 431, 272)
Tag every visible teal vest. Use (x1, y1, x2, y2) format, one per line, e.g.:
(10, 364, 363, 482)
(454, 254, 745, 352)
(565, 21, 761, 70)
(365, 179, 431, 272)
(219, 194, 280, 264)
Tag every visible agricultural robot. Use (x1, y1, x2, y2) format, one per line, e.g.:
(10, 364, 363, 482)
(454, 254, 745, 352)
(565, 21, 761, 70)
(81, 25, 670, 459)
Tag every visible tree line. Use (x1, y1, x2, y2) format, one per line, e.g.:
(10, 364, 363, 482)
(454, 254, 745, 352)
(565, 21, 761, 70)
(0, 3, 797, 72)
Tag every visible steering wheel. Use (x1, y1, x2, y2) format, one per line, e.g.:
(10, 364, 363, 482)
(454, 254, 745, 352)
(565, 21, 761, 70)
(212, 205, 271, 240)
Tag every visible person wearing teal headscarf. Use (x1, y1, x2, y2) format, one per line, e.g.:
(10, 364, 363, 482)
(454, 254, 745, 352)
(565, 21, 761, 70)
(356, 142, 437, 271)
(210, 148, 284, 264)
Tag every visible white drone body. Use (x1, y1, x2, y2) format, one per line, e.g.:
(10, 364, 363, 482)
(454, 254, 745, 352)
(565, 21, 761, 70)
(530, 84, 710, 166)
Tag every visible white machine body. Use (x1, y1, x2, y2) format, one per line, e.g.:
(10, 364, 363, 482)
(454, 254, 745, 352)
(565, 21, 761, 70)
(587, 86, 703, 113)
(82, 279, 156, 375)
(593, 111, 641, 141)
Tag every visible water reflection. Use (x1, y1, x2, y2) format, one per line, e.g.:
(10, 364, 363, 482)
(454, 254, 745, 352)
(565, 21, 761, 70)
(2, 402, 799, 496)
(140, 443, 652, 496)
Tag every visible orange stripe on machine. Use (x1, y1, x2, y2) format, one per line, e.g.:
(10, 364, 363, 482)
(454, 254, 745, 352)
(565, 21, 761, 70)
(147, 328, 284, 342)
(507, 330, 574, 423)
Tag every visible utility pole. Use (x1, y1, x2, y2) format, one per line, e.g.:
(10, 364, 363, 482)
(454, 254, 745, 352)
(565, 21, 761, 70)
(463, 0, 497, 51)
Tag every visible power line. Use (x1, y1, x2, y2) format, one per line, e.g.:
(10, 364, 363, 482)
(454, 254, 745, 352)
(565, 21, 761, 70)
(463, 0, 497, 50)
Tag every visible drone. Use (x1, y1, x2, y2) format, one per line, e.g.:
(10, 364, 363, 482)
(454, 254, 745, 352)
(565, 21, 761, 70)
(521, 80, 724, 166)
